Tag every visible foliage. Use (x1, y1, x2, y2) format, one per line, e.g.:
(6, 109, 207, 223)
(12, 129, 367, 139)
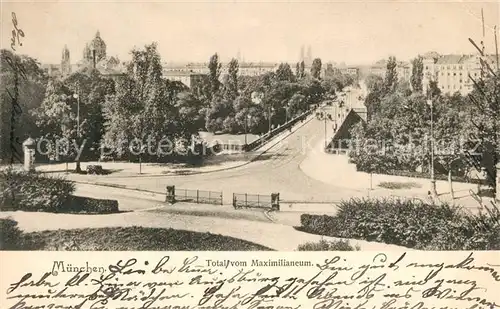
(0, 218, 23, 250)
(410, 56, 424, 93)
(0, 167, 75, 212)
(300, 198, 500, 250)
(223, 58, 239, 101)
(311, 58, 322, 79)
(17, 226, 273, 251)
(384, 56, 398, 94)
(208, 53, 222, 98)
(276, 63, 295, 82)
(0, 49, 47, 163)
(63, 196, 119, 214)
(297, 239, 360, 251)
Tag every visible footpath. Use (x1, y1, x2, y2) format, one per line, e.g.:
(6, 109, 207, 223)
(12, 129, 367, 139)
(37, 110, 317, 179)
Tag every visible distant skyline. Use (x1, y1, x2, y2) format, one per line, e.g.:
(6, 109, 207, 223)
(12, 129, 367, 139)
(1, 1, 499, 66)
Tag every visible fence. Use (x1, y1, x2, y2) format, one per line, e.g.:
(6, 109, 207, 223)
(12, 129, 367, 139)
(166, 186, 223, 205)
(245, 108, 315, 152)
(233, 192, 280, 210)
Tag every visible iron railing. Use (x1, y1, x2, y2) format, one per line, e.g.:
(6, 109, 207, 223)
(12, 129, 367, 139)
(170, 187, 223, 205)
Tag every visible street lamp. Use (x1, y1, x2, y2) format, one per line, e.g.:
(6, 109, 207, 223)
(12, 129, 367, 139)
(139, 145, 147, 174)
(244, 114, 251, 146)
(72, 91, 81, 173)
(316, 107, 331, 149)
(427, 97, 438, 198)
(268, 106, 275, 134)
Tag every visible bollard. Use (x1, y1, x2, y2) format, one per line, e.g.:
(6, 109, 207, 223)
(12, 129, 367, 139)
(271, 192, 280, 211)
(166, 185, 176, 204)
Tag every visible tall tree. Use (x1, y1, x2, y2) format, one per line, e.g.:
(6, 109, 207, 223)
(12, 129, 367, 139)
(295, 62, 300, 79)
(311, 58, 322, 79)
(208, 53, 222, 99)
(384, 56, 398, 94)
(224, 58, 239, 101)
(275, 63, 295, 82)
(1, 50, 47, 163)
(299, 61, 306, 79)
(410, 56, 424, 93)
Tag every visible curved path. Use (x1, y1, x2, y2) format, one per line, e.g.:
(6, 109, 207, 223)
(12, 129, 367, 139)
(76, 106, 363, 205)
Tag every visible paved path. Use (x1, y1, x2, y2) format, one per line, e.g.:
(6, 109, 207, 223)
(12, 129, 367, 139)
(0, 209, 409, 251)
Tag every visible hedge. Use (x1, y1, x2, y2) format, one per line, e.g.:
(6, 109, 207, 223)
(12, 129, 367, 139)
(1, 168, 75, 212)
(297, 239, 360, 251)
(1, 168, 119, 214)
(64, 196, 119, 214)
(0, 218, 23, 250)
(300, 197, 500, 250)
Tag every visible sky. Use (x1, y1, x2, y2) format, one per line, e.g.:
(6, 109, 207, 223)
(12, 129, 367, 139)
(1, 1, 499, 65)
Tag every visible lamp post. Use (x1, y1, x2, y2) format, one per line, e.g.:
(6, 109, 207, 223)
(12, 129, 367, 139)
(427, 97, 438, 198)
(139, 145, 147, 174)
(244, 114, 251, 146)
(72, 90, 81, 173)
(268, 106, 275, 134)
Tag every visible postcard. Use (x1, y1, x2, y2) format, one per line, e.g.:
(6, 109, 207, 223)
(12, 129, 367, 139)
(1, 1, 499, 308)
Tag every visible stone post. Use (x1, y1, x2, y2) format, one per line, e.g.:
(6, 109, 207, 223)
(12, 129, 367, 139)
(166, 185, 176, 204)
(271, 193, 280, 211)
(22, 137, 36, 172)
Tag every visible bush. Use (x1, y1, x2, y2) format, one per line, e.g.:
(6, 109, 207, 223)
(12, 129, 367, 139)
(63, 196, 119, 214)
(0, 218, 23, 250)
(0, 168, 118, 214)
(300, 197, 500, 250)
(1, 168, 75, 212)
(297, 239, 360, 251)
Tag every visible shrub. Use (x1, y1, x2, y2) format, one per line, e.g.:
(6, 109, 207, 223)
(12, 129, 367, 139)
(0, 168, 75, 212)
(300, 197, 500, 250)
(63, 196, 119, 214)
(297, 239, 360, 251)
(0, 218, 23, 250)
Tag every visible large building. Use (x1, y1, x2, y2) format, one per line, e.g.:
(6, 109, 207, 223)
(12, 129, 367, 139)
(42, 31, 126, 79)
(422, 53, 498, 95)
(368, 59, 412, 82)
(162, 61, 278, 87)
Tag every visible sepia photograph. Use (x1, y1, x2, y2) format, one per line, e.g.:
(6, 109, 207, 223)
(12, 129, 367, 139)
(1, 0, 499, 253)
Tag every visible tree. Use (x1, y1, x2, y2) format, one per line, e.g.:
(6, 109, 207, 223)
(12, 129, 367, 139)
(410, 56, 424, 93)
(103, 43, 184, 161)
(224, 58, 239, 101)
(384, 56, 398, 94)
(311, 58, 322, 79)
(275, 63, 295, 82)
(1, 49, 47, 163)
(464, 70, 500, 191)
(434, 93, 468, 199)
(208, 53, 222, 99)
(299, 61, 306, 79)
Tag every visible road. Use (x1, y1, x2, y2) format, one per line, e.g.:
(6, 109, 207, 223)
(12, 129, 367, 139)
(72, 105, 363, 205)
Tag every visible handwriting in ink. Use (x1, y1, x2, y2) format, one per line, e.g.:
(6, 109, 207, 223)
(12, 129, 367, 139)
(10, 12, 25, 51)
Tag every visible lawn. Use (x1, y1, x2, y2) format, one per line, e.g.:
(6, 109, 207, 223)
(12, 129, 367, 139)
(2, 221, 273, 251)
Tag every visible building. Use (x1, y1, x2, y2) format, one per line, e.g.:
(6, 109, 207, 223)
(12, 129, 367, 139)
(422, 53, 498, 95)
(163, 71, 208, 88)
(83, 31, 107, 68)
(368, 59, 411, 81)
(61, 45, 71, 76)
(43, 30, 126, 79)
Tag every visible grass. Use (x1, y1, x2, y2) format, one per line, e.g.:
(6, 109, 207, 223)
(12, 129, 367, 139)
(378, 181, 422, 190)
(297, 239, 360, 251)
(5, 225, 273, 251)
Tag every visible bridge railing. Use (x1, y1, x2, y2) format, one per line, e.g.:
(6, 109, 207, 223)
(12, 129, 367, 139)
(245, 107, 315, 152)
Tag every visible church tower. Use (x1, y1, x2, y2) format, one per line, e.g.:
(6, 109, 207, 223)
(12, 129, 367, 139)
(83, 31, 107, 68)
(61, 45, 71, 76)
